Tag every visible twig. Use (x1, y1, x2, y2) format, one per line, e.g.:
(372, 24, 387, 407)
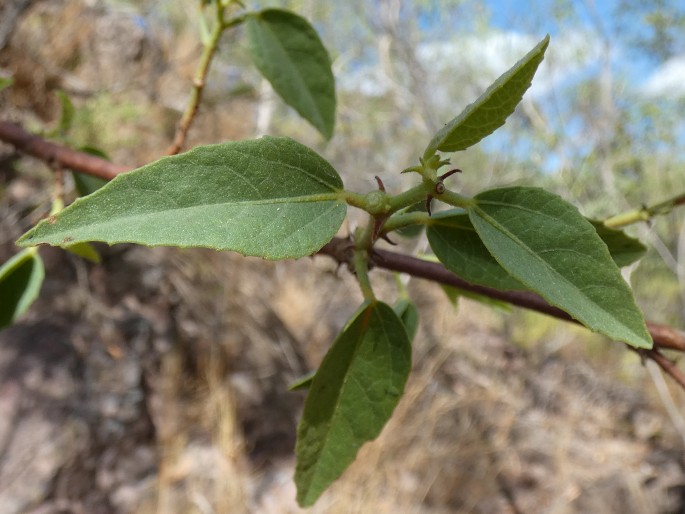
(604, 192, 685, 229)
(641, 349, 685, 391)
(166, 4, 231, 156)
(645, 358, 685, 446)
(318, 238, 685, 387)
(367, 246, 685, 353)
(646, 321, 685, 352)
(0, 121, 129, 180)
(2, 121, 685, 390)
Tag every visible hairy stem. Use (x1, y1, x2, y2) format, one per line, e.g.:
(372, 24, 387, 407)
(382, 211, 431, 234)
(386, 183, 432, 212)
(353, 223, 376, 301)
(353, 249, 376, 301)
(342, 182, 429, 216)
(352, 214, 382, 301)
(438, 188, 472, 209)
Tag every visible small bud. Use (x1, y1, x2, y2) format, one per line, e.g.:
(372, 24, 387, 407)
(364, 190, 390, 215)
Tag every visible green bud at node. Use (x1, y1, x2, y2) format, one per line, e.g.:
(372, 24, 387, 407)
(364, 190, 390, 215)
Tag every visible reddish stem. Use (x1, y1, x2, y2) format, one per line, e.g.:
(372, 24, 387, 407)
(0, 122, 129, 180)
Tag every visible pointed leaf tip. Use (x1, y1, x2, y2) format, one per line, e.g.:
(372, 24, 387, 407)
(423, 34, 549, 159)
(295, 302, 411, 506)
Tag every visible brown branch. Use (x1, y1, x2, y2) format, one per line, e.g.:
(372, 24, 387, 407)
(2, 120, 685, 389)
(646, 321, 685, 352)
(373, 248, 685, 355)
(319, 238, 685, 388)
(0, 121, 130, 180)
(639, 349, 685, 390)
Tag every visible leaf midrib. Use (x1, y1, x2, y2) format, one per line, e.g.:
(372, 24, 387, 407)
(471, 204, 645, 342)
(303, 308, 372, 483)
(55, 192, 340, 225)
(253, 15, 324, 129)
(302, 305, 399, 499)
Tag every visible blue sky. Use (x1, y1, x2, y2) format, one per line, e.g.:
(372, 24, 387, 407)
(403, 0, 684, 168)
(483, 0, 685, 96)
(338, 0, 684, 100)
(335, 0, 684, 166)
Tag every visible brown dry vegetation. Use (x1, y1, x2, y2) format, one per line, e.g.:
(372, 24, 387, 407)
(1, 1, 685, 513)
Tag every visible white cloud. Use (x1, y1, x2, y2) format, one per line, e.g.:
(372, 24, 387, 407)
(338, 29, 603, 103)
(640, 56, 685, 98)
(418, 30, 603, 97)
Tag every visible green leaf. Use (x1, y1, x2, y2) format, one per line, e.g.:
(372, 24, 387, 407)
(54, 90, 75, 137)
(442, 284, 513, 312)
(0, 249, 45, 329)
(428, 210, 527, 291)
(79, 146, 111, 161)
(395, 201, 427, 238)
(72, 147, 111, 196)
(63, 242, 101, 263)
(295, 301, 411, 506)
(423, 35, 549, 159)
(440, 284, 461, 307)
(428, 211, 647, 293)
(246, 9, 336, 139)
(467, 187, 652, 349)
(417, 253, 509, 309)
(394, 298, 420, 342)
(590, 220, 646, 267)
(73, 173, 108, 197)
(18, 137, 347, 260)
(0, 77, 13, 93)
(289, 370, 316, 391)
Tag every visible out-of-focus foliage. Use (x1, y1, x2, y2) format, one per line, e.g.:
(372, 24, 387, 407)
(617, 0, 685, 60)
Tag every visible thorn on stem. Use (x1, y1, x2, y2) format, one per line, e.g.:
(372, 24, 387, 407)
(381, 234, 398, 246)
(425, 195, 433, 216)
(374, 175, 386, 192)
(439, 168, 462, 181)
(426, 168, 460, 215)
(372, 216, 387, 242)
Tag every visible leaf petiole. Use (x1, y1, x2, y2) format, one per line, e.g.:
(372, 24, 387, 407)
(435, 188, 472, 209)
(353, 246, 376, 302)
(382, 210, 432, 235)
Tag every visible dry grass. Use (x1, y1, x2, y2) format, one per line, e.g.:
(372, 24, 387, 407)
(122, 250, 685, 513)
